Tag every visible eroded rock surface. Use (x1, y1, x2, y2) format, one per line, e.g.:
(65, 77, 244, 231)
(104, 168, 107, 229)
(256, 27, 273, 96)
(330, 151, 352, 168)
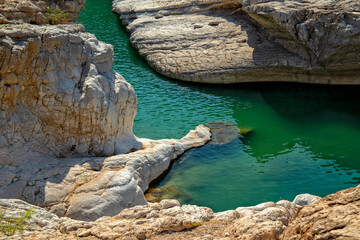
(0, 24, 142, 165)
(113, 0, 360, 84)
(0, 0, 212, 222)
(0, 125, 211, 221)
(282, 184, 360, 240)
(0, 0, 85, 24)
(0, 191, 322, 239)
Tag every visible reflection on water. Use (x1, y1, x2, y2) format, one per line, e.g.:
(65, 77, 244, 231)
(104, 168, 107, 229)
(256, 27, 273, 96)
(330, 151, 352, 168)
(79, 0, 360, 211)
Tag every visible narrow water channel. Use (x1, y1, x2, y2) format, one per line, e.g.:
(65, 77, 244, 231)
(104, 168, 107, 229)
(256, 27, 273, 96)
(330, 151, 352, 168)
(78, 0, 360, 212)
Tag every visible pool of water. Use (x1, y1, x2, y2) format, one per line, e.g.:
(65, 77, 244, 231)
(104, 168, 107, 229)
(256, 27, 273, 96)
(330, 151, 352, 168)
(78, 0, 360, 212)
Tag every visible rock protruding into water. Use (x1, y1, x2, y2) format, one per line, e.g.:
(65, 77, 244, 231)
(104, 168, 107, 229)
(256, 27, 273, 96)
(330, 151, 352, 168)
(206, 121, 252, 145)
(0, 125, 211, 221)
(113, 0, 360, 84)
(281, 184, 360, 240)
(0, 24, 142, 165)
(0, 0, 212, 222)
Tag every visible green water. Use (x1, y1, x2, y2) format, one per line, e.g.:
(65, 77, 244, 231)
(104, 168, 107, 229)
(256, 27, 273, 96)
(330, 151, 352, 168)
(79, 0, 360, 211)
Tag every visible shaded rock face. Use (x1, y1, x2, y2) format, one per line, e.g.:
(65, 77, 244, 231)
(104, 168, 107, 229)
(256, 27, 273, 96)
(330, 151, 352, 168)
(0, 24, 142, 165)
(281, 184, 360, 240)
(113, 0, 360, 84)
(0, 0, 86, 24)
(241, 0, 360, 83)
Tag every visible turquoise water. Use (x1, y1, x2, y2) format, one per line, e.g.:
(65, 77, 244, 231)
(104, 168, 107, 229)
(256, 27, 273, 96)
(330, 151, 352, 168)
(78, 0, 360, 211)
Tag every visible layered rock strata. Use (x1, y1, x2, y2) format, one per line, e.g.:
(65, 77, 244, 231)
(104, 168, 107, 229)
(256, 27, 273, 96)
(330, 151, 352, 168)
(0, 120, 211, 221)
(2, 186, 358, 239)
(0, 192, 322, 239)
(113, 0, 360, 84)
(282, 184, 360, 239)
(0, 0, 85, 24)
(0, 24, 142, 165)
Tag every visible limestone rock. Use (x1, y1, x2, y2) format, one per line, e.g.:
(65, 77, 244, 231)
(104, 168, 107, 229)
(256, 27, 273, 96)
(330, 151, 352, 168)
(113, 0, 360, 84)
(0, 124, 211, 221)
(0, 24, 142, 166)
(227, 200, 299, 239)
(282, 185, 360, 240)
(0, 199, 59, 234)
(0, 21, 212, 221)
(0, 188, 326, 239)
(293, 193, 321, 206)
(0, 0, 86, 24)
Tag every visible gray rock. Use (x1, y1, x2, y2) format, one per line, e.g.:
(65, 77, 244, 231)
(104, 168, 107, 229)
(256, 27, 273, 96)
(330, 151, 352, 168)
(113, 0, 360, 84)
(293, 193, 322, 206)
(0, 0, 86, 24)
(0, 24, 142, 166)
(160, 199, 181, 209)
(0, 21, 211, 221)
(0, 199, 59, 233)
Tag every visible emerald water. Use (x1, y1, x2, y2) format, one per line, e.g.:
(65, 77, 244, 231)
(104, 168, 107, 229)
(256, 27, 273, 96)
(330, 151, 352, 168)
(79, 0, 360, 211)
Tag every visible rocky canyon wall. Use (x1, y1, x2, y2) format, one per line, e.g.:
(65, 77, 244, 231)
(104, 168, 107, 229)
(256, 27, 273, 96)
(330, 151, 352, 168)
(0, 24, 142, 166)
(0, 0, 211, 221)
(113, 0, 360, 84)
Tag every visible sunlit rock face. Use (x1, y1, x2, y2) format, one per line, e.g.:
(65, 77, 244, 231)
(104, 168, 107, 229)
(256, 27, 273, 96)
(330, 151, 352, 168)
(113, 0, 360, 84)
(0, 24, 142, 165)
(0, 0, 86, 24)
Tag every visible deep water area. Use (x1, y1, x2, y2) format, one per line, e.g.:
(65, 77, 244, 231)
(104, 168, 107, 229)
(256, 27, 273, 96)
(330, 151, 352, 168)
(79, 0, 360, 212)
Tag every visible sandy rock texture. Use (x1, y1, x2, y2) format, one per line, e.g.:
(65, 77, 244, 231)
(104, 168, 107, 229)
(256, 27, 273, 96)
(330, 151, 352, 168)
(0, 0, 85, 24)
(0, 24, 142, 165)
(113, 0, 360, 84)
(0, 191, 322, 240)
(0, 125, 211, 221)
(282, 184, 360, 240)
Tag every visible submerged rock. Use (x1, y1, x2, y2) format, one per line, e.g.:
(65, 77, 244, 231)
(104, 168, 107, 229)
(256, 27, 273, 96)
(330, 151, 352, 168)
(206, 121, 252, 145)
(145, 185, 192, 203)
(113, 0, 360, 84)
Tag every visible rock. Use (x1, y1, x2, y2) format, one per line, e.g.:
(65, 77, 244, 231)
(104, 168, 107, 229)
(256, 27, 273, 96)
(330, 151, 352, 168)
(0, 199, 60, 234)
(206, 122, 252, 145)
(293, 193, 321, 206)
(282, 185, 360, 240)
(113, 0, 360, 84)
(145, 185, 192, 203)
(0, 124, 211, 221)
(0, 23, 142, 165)
(0, 189, 325, 239)
(0, 10, 211, 222)
(214, 210, 240, 221)
(225, 200, 300, 239)
(0, 0, 86, 24)
(160, 199, 181, 209)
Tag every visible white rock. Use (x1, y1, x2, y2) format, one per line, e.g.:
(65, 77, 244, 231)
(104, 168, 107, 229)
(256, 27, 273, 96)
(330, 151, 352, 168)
(293, 193, 322, 206)
(160, 199, 180, 209)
